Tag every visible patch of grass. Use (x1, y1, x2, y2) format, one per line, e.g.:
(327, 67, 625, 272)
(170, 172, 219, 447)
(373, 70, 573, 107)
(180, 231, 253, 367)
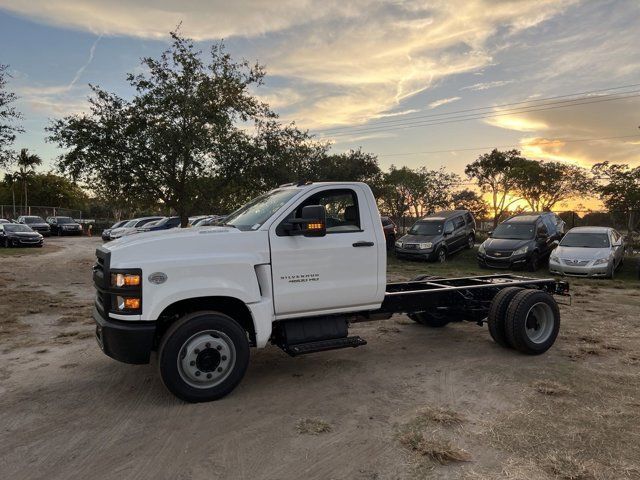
(542, 452, 598, 480)
(532, 380, 571, 396)
(296, 418, 332, 435)
(399, 431, 471, 464)
(415, 406, 466, 426)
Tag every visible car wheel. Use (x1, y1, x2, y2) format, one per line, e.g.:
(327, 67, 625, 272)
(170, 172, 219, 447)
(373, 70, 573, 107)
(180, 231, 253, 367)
(57, 229, 62, 236)
(487, 287, 523, 348)
(466, 234, 475, 249)
(435, 248, 447, 263)
(607, 262, 615, 279)
(386, 235, 395, 251)
(158, 311, 250, 403)
(528, 252, 540, 271)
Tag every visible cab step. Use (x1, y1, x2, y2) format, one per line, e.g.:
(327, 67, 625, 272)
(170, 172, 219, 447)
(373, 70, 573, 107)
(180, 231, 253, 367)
(283, 336, 367, 356)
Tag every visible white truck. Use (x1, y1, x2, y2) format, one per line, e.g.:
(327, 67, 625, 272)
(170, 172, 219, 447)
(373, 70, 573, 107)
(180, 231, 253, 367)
(93, 182, 569, 402)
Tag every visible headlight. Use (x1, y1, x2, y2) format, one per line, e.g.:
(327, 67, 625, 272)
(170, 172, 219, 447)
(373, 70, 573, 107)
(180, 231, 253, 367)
(419, 242, 433, 249)
(111, 273, 141, 287)
(115, 296, 141, 311)
(514, 245, 529, 256)
(395, 240, 403, 248)
(593, 257, 610, 265)
(478, 243, 486, 254)
(550, 252, 559, 263)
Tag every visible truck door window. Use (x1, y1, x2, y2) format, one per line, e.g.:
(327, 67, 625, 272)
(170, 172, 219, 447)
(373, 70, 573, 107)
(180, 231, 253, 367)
(280, 188, 361, 234)
(453, 216, 465, 229)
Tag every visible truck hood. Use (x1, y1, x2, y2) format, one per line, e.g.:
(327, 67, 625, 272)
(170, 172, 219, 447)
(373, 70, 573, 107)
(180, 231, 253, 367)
(103, 226, 270, 268)
(399, 234, 441, 244)
(483, 237, 531, 251)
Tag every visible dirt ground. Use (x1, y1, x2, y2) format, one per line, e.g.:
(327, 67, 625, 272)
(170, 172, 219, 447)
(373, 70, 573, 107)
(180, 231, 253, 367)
(1, 237, 639, 480)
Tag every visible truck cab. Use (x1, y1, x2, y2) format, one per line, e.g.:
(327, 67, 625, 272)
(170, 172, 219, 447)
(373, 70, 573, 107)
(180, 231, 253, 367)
(94, 182, 386, 401)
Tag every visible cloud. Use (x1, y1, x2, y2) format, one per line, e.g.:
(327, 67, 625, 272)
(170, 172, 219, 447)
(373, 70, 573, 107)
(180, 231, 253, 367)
(1, 0, 575, 129)
(428, 96, 461, 109)
(461, 80, 514, 91)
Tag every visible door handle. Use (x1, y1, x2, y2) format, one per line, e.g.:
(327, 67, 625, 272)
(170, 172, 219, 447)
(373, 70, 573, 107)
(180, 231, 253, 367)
(353, 241, 374, 247)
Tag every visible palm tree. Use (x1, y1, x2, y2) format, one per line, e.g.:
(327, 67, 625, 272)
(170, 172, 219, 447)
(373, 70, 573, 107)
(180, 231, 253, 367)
(3, 172, 18, 216)
(15, 148, 42, 214)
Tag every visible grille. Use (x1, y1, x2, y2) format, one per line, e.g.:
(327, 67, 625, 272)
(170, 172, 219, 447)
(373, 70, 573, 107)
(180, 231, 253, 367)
(486, 250, 513, 258)
(562, 259, 589, 266)
(403, 243, 419, 250)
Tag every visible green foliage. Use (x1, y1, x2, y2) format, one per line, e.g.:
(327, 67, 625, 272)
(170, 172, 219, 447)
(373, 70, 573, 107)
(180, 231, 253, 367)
(0, 172, 87, 210)
(450, 189, 490, 220)
(592, 162, 640, 232)
(511, 160, 594, 211)
(0, 65, 23, 166)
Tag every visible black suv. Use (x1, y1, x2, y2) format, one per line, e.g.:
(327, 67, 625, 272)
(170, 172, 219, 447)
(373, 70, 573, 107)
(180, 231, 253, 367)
(395, 210, 476, 262)
(47, 216, 83, 236)
(477, 212, 564, 271)
(17, 215, 51, 236)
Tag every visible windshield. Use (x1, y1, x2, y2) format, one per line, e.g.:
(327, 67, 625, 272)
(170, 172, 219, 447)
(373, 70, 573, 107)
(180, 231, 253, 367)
(24, 216, 45, 224)
(123, 220, 137, 228)
(5, 224, 33, 232)
(492, 223, 535, 240)
(111, 220, 126, 228)
(408, 221, 443, 236)
(57, 217, 75, 224)
(560, 232, 610, 248)
(224, 189, 300, 231)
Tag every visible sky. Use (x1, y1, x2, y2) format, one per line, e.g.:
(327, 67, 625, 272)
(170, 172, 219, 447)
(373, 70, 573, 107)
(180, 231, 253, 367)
(1, 0, 639, 210)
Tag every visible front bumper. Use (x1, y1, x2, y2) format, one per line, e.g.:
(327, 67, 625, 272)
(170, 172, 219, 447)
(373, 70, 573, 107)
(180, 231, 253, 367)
(93, 307, 156, 364)
(549, 260, 609, 277)
(477, 252, 529, 269)
(60, 228, 83, 235)
(10, 237, 43, 247)
(395, 246, 435, 260)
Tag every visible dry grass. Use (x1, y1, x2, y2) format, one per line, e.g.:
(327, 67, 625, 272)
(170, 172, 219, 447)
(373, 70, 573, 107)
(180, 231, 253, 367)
(416, 406, 466, 426)
(532, 380, 572, 396)
(399, 431, 471, 464)
(296, 418, 332, 435)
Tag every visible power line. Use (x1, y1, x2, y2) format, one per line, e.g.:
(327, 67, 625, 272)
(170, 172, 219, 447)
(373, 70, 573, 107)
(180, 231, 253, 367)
(377, 134, 640, 157)
(322, 92, 640, 138)
(319, 82, 640, 133)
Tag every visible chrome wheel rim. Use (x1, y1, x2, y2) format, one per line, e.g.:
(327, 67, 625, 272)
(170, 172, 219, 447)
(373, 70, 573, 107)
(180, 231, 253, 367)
(177, 330, 236, 389)
(524, 302, 554, 344)
(438, 250, 446, 262)
(468, 236, 474, 248)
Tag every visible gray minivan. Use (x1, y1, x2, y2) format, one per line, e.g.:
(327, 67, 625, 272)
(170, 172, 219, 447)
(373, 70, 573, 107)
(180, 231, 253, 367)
(395, 210, 476, 262)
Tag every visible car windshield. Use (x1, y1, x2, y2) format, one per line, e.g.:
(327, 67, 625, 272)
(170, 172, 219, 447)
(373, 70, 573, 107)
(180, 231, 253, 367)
(24, 216, 45, 224)
(5, 224, 33, 232)
(57, 217, 74, 224)
(408, 221, 443, 236)
(492, 223, 535, 240)
(111, 220, 126, 228)
(560, 232, 610, 248)
(123, 220, 137, 228)
(137, 218, 160, 227)
(224, 189, 300, 231)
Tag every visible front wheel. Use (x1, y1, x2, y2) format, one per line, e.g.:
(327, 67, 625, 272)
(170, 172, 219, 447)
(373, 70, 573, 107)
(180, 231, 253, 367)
(158, 311, 250, 403)
(527, 252, 540, 271)
(435, 248, 447, 263)
(466, 234, 475, 249)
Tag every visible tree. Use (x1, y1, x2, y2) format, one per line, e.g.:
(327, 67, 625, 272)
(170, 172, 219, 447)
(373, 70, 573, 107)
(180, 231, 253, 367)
(308, 148, 382, 185)
(49, 30, 281, 226)
(14, 148, 42, 211)
(592, 162, 640, 232)
(2, 172, 18, 217)
(465, 149, 526, 228)
(511, 160, 594, 211)
(378, 166, 417, 221)
(413, 167, 459, 216)
(0, 64, 23, 167)
(450, 189, 490, 220)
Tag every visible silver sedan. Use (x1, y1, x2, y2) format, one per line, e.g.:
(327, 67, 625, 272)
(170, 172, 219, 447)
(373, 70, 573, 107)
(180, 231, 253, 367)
(549, 226, 624, 278)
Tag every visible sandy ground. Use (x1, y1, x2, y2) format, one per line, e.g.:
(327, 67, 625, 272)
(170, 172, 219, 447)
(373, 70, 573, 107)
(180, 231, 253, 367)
(0, 237, 639, 480)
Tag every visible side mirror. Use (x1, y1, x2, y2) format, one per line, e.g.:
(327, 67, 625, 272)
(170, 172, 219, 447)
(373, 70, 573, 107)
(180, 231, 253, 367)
(284, 205, 327, 237)
(444, 225, 454, 235)
(487, 230, 493, 237)
(538, 233, 549, 241)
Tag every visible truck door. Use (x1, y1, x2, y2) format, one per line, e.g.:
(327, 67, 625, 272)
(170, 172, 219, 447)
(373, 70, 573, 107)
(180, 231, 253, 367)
(269, 186, 381, 316)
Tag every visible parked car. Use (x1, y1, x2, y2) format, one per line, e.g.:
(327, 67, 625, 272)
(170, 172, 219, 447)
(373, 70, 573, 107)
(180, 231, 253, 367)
(138, 216, 181, 232)
(17, 215, 51, 236)
(109, 216, 164, 240)
(549, 227, 624, 278)
(102, 220, 129, 241)
(46, 216, 83, 236)
(381, 216, 396, 250)
(477, 212, 564, 271)
(395, 210, 475, 262)
(0, 223, 43, 247)
(193, 215, 227, 227)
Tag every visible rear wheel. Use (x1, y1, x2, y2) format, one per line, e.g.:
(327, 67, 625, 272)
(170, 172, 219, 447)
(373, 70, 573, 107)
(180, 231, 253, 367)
(505, 290, 560, 355)
(487, 287, 523, 348)
(158, 311, 250, 402)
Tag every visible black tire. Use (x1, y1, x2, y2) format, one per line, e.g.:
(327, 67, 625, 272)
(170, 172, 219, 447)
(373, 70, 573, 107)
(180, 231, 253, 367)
(386, 235, 395, 251)
(487, 287, 523, 348)
(407, 311, 450, 327)
(607, 262, 615, 279)
(435, 247, 447, 263)
(505, 290, 560, 355)
(57, 229, 62, 237)
(466, 234, 475, 249)
(478, 260, 488, 269)
(158, 311, 250, 403)
(527, 252, 540, 271)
